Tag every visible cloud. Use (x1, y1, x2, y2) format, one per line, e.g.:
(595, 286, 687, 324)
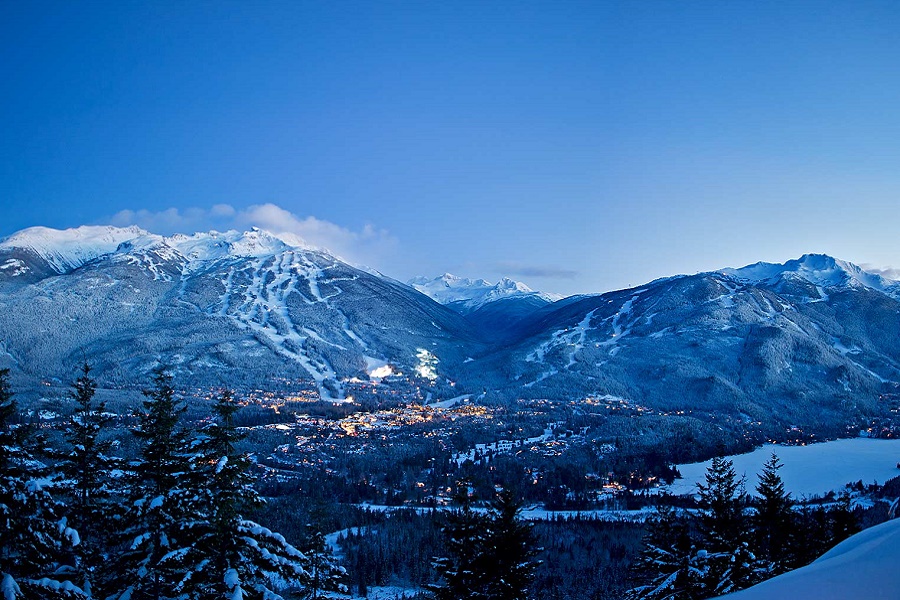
(108, 203, 397, 267)
(860, 264, 900, 280)
(495, 261, 579, 280)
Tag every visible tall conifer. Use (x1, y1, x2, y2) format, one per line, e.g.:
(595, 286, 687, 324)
(695, 456, 761, 596)
(752, 453, 794, 575)
(113, 369, 193, 600)
(430, 486, 539, 600)
(57, 363, 121, 598)
(180, 390, 340, 600)
(0, 368, 84, 598)
(482, 489, 539, 600)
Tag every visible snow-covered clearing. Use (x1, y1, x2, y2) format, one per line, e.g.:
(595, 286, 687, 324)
(668, 438, 900, 499)
(426, 394, 470, 409)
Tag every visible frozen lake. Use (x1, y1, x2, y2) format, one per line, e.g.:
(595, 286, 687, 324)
(668, 437, 900, 499)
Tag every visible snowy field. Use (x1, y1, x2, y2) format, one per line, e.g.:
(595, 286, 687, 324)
(668, 438, 900, 498)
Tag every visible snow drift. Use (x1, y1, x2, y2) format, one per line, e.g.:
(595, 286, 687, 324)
(718, 518, 900, 600)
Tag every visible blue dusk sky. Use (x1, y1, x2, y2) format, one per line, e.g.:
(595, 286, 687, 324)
(2, 1, 900, 295)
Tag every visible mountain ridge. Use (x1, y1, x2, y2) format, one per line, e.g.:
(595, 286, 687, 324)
(1, 224, 898, 438)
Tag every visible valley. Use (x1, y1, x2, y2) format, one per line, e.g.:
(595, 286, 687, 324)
(3, 225, 900, 599)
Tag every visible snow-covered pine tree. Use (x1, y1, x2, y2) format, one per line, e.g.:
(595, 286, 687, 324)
(481, 489, 539, 600)
(695, 456, 763, 596)
(752, 453, 794, 576)
(626, 504, 704, 600)
(0, 368, 84, 599)
(430, 487, 538, 600)
(56, 363, 123, 599)
(112, 369, 195, 600)
(429, 486, 490, 600)
(300, 525, 347, 600)
(178, 390, 342, 600)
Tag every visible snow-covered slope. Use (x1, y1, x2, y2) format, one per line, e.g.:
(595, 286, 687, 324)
(718, 518, 900, 600)
(2, 231, 899, 433)
(408, 273, 560, 312)
(0, 225, 149, 273)
(0, 226, 482, 399)
(461, 253, 900, 426)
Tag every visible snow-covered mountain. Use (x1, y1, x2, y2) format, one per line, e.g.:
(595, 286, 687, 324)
(0, 226, 305, 277)
(459, 254, 900, 429)
(408, 273, 560, 311)
(717, 518, 900, 599)
(1, 227, 898, 432)
(407, 273, 563, 340)
(0, 226, 483, 399)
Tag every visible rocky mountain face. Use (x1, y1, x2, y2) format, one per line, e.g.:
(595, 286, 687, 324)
(0, 226, 897, 433)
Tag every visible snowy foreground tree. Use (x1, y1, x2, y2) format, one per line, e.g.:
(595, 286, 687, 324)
(177, 390, 345, 600)
(752, 453, 793, 575)
(430, 487, 539, 600)
(627, 457, 762, 600)
(627, 453, 861, 600)
(56, 363, 122, 598)
(694, 456, 765, 596)
(626, 504, 702, 600)
(0, 368, 83, 599)
(109, 372, 345, 600)
(2, 365, 345, 599)
(113, 369, 197, 600)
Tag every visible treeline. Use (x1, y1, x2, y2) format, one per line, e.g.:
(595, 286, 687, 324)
(0, 366, 345, 600)
(333, 509, 646, 600)
(627, 454, 860, 599)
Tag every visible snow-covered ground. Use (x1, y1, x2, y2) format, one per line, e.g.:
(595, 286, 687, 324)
(668, 438, 900, 498)
(426, 394, 470, 409)
(717, 517, 900, 599)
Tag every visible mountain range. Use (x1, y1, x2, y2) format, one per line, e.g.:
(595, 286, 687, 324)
(1, 225, 898, 433)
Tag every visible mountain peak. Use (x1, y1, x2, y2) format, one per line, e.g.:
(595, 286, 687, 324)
(720, 253, 899, 297)
(496, 277, 533, 293)
(408, 273, 557, 311)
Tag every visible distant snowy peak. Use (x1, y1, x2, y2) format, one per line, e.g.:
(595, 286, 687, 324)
(0, 225, 319, 275)
(721, 253, 900, 298)
(409, 273, 560, 310)
(408, 273, 502, 305)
